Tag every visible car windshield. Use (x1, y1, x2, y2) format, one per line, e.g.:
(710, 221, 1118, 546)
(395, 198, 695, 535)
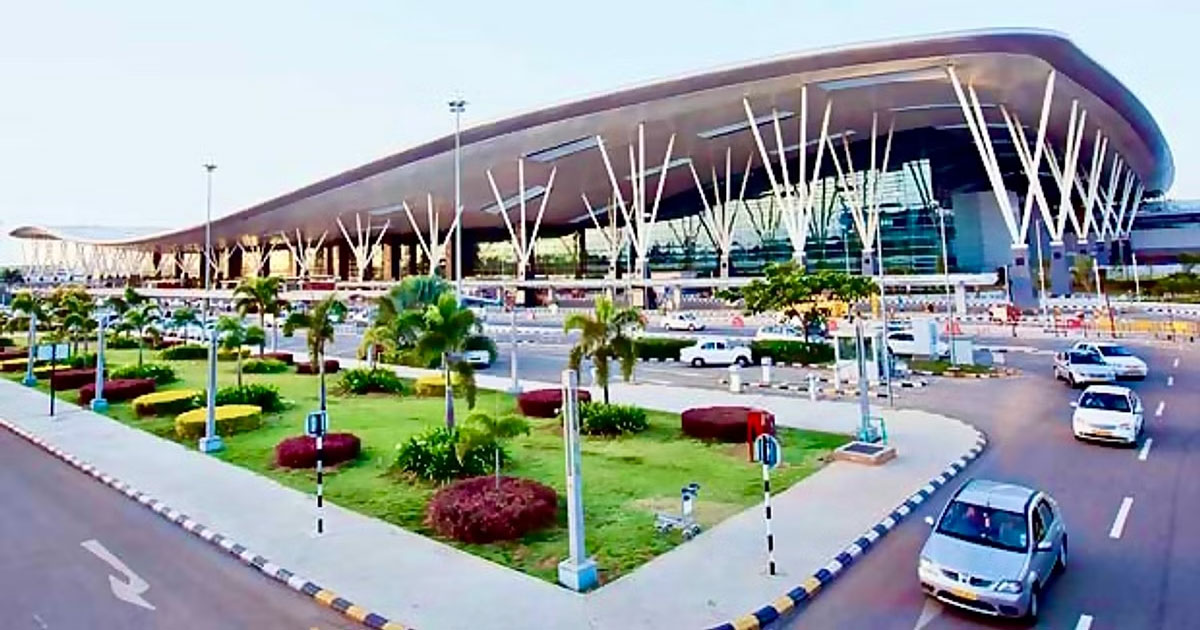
(1069, 352, 1103, 365)
(937, 500, 1028, 552)
(1097, 345, 1133, 357)
(1079, 391, 1131, 412)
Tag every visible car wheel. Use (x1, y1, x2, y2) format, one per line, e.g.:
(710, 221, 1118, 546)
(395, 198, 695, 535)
(1055, 537, 1068, 574)
(735, 356, 750, 367)
(691, 358, 704, 368)
(688, 323, 696, 331)
(1068, 374, 1078, 389)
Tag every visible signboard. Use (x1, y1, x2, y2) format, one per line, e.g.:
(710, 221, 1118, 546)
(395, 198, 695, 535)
(745, 410, 775, 460)
(35, 343, 71, 361)
(305, 411, 328, 437)
(752, 434, 782, 469)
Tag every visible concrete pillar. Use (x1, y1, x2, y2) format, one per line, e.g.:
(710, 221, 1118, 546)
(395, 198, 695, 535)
(337, 242, 351, 281)
(860, 249, 875, 277)
(228, 247, 243, 280)
(574, 229, 586, 279)
(151, 251, 162, 278)
(1008, 245, 1037, 310)
(1049, 242, 1071, 296)
(389, 237, 402, 281)
(406, 242, 418, 276)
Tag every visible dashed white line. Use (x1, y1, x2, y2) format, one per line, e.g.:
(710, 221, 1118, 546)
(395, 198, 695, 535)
(1167, 375, 1174, 387)
(1156, 401, 1166, 417)
(1173, 357, 1180, 369)
(1075, 614, 1094, 630)
(1110, 497, 1134, 539)
(1139, 438, 1153, 461)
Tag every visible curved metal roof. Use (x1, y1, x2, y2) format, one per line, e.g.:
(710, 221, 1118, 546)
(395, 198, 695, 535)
(10, 28, 1173, 249)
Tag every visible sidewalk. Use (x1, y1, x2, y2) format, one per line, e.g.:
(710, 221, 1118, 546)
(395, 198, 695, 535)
(0, 360, 980, 630)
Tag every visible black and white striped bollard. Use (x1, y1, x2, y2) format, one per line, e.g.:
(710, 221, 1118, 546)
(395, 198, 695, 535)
(762, 459, 775, 575)
(316, 431, 324, 534)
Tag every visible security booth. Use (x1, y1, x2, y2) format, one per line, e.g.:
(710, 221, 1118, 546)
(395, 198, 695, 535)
(831, 319, 885, 384)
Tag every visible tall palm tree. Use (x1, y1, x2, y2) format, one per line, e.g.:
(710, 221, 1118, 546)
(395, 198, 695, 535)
(564, 295, 643, 404)
(171, 306, 201, 339)
(357, 324, 396, 368)
(123, 302, 160, 368)
(216, 316, 265, 387)
(373, 276, 450, 348)
(233, 277, 287, 353)
(283, 295, 344, 412)
(401, 292, 478, 428)
(12, 291, 48, 375)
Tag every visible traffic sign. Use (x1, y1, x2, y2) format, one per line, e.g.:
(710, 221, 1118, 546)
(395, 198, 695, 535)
(752, 434, 782, 469)
(305, 410, 328, 437)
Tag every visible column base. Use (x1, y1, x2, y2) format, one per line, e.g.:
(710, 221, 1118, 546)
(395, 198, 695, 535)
(90, 399, 108, 412)
(507, 383, 523, 395)
(21, 375, 37, 387)
(198, 435, 225, 453)
(558, 557, 598, 592)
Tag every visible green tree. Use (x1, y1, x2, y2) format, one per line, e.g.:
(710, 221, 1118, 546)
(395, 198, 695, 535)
(732, 263, 877, 339)
(372, 276, 450, 348)
(233, 277, 287, 353)
(456, 411, 531, 489)
(48, 286, 94, 355)
(1177, 252, 1200, 275)
(564, 295, 643, 405)
(171, 306, 200, 332)
(357, 324, 397, 368)
(11, 291, 48, 358)
(283, 295, 345, 411)
(216, 316, 265, 387)
(123, 301, 161, 368)
(400, 292, 478, 428)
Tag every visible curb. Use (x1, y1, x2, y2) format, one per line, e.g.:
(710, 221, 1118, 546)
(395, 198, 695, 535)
(0, 416, 411, 630)
(706, 429, 989, 630)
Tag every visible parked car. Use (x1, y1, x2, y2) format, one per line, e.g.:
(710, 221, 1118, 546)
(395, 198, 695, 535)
(886, 330, 949, 357)
(1070, 341, 1148, 380)
(1052, 350, 1117, 388)
(680, 339, 751, 367)
(1070, 385, 1143, 445)
(918, 479, 1067, 621)
(662, 312, 705, 331)
(754, 324, 805, 342)
(463, 349, 492, 368)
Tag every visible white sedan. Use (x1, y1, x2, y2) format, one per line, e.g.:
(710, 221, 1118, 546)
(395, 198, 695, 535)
(1071, 385, 1144, 445)
(755, 324, 805, 341)
(1070, 341, 1148, 380)
(662, 312, 706, 331)
(1053, 350, 1117, 387)
(680, 339, 751, 368)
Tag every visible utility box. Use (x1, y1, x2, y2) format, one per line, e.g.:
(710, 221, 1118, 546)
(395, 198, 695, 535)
(950, 337, 976, 366)
(910, 316, 940, 358)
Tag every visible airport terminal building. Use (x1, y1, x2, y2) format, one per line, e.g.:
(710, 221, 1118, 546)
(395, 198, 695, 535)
(8, 29, 1176, 308)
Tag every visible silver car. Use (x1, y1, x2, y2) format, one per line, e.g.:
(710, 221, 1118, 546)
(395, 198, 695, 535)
(918, 479, 1067, 621)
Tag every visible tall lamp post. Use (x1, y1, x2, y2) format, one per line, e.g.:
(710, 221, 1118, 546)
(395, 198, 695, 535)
(935, 202, 957, 364)
(199, 163, 224, 453)
(91, 309, 113, 411)
(449, 98, 467, 305)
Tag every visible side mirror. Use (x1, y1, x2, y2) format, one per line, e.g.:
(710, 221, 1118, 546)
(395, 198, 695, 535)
(924, 516, 935, 527)
(1068, 401, 1078, 408)
(1036, 539, 1053, 551)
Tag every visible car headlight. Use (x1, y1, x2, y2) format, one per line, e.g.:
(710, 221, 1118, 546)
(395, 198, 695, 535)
(995, 580, 1023, 594)
(1119, 422, 1133, 430)
(919, 556, 933, 570)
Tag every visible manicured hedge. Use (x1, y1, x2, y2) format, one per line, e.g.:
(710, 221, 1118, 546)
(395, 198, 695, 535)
(217, 347, 251, 361)
(749, 340, 834, 366)
(0, 358, 37, 373)
(296, 359, 340, 375)
(0, 349, 26, 361)
(394, 426, 497, 482)
(635, 337, 695, 361)
(175, 404, 262, 440)
(49, 368, 97, 390)
(160, 344, 208, 360)
(106, 336, 141, 350)
(78, 378, 157, 406)
(242, 358, 288, 374)
(579, 402, 648, 435)
(414, 374, 450, 397)
(132, 390, 202, 417)
(215, 383, 284, 412)
(274, 433, 362, 468)
(109, 363, 177, 385)
(258, 351, 294, 365)
(66, 352, 96, 369)
(338, 367, 404, 395)
(153, 337, 184, 350)
(680, 406, 776, 443)
(0, 337, 15, 348)
(426, 476, 558, 543)
(516, 388, 592, 418)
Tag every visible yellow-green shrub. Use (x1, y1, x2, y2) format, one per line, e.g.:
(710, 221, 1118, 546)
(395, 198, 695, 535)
(414, 373, 466, 397)
(217, 347, 252, 361)
(133, 390, 201, 417)
(175, 404, 262, 440)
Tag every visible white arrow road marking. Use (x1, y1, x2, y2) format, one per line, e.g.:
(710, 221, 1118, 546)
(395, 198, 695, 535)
(1139, 438, 1153, 461)
(913, 598, 943, 630)
(1109, 497, 1134, 539)
(81, 539, 156, 611)
(1075, 614, 1095, 630)
(1156, 401, 1165, 417)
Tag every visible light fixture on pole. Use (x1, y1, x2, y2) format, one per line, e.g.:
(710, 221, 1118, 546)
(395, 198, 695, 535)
(199, 163, 224, 454)
(449, 98, 467, 305)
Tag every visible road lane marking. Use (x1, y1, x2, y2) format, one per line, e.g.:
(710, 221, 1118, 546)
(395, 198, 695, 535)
(1174, 357, 1180, 368)
(1156, 401, 1165, 417)
(1139, 438, 1153, 461)
(31, 614, 48, 629)
(1109, 497, 1134, 539)
(1168, 375, 1174, 387)
(1075, 614, 1094, 630)
(912, 599, 942, 630)
(81, 539, 156, 611)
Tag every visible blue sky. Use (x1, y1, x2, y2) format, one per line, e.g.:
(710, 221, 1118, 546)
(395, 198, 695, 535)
(1, 0, 1194, 264)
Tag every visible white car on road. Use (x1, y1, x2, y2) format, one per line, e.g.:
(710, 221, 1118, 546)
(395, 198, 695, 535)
(1053, 350, 1117, 388)
(886, 330, 949, 357)
(463, 349, 492, 368)
(1070, 341, 1148, 380)
(1071, 385, 1144, 445)
(662, 312, 706, 331)
(755, 324, 805, 342)
(680, 339, 751, 367)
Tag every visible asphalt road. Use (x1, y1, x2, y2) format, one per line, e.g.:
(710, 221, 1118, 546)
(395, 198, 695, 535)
(0, 428, 354, 630)
(777, 339, 1200, 630)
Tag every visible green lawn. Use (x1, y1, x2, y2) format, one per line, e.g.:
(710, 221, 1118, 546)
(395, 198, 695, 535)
(908, 358, 995, 375)
(8, 348, 847, 584)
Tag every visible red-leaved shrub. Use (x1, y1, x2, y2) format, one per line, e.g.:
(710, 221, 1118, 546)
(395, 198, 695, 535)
(296, 359, 340, 375)
(51, 368, 98, 390)
(516, 388, 592, 418)
(0, 350, 27, 362)
(274, 433, 362, 469)
(78, 378, 157, 406)
(259, 351, 294, 365)
(426, 476, 558, 543)
(680, 406, 776, 443)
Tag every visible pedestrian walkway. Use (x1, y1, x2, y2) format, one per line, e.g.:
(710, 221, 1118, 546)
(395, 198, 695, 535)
(0, 359, 980, 630)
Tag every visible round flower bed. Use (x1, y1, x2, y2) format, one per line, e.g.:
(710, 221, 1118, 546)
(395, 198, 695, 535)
(516, 388, 592, 418)
(174, 404, 262, 440)
(680, 406, 776, 443)
(274, 433, 362, 469)
(296, 359, 340, 375)
(79, 378, 157, 406)
(132, 389, 201, 417)
(426, 476, 558, 543)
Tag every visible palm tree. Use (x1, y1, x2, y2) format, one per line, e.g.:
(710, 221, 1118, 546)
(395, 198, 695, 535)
(283, 295, 344, 412)
(12, 291, 48, 372)
(357, 324, 396, 368)
(564, 295, 643, 404)
(401, 292, 478, 428)
(456, 411, 531, 489)
(373, 276, 450, 349)
(123, 302, 160, 368)
(216, 316, 265, 387)
(233, 277, 287, 353)
(171, 306, 201, 340)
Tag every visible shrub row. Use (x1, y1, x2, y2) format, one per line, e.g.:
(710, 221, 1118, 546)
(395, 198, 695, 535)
(0, 349, 26, 361)
(132, 390, 202, 416)
(79, 379, 157, 406)
(217, 347, 251, 361)
(516, 388, 592, 418)
(296, 359, 340, 375)
(0, 337, 15, 348)
(275, 433, 362, 469)
(49, 368, 97, 390)
(634, 337, 695, 361)
(257, 351, 294, 365)
(338, 368, 404, 395)
(0, 358, 38, 372)
(414, 373, 469, 398)
(109, 363, 177, 385)
(242, 358, 289, 374)
(160, 344, 208, 360)
(215, 383, 284, 412)
(175, 404, 262, 440)
(681, 406, 775, 443)
(106, 336, 141, 350)
(66, 352, 96, 369)
(394, 426, 499, 483)
(426, 476, 558, 543)
(749, 340, 834, 366)
(579, 402, 648, 435)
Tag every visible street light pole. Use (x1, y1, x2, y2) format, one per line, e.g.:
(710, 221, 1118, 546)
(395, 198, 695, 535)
(936, 202, 957, 363)
(199, 163, 224, 453)
(449, 99, 467, 305)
